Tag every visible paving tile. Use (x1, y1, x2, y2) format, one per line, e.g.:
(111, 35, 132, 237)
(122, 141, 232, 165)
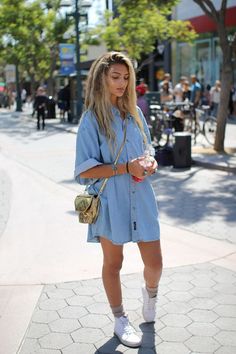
(74, 285, 101, 296)
(19, 338, 41, 354)
(87, 302, 111, 315)
(32, 309, 60, 324)
(190, 277, 216, 288)
(71, 327, 105, 343)
(39, 333, 73, 350)
(156, 342, 190, 354)
(49, 318, 81, 333)
(122, 279, 142, 289)
(188, 309, 218, 322)
(93, 292, 108, 302)
(66, 294, 94, 306)
(214, 294, 236, 305)
(186, 322, 219, 336)
(37, 350, 61, 354)
(169, 273, 194, 282)
(46, 288, 74, 300)
(126, 349, 156, 354)
(214, 304, 236, 317)
(62, 343, 96, 354)
(214, 330, 236, 346)
(39, 298, 67, 311)
(124, 298, 141, 311)
(189, 298, 217, 310)
(185, 336, 220, 352)
(161, 314, 192, 327)
(168, 281, 193, 292)
(215, 346, 236, 354)
(166, 291, 193, 302)
(158, 284, 170, 295)
(94, 336, 127, 353)
(58, 305, 88, 319)
(157, 295, 169, 306)
(190, 287, 218, 298)
(158, 326, 191, 342)
(26, 323, 50, 339)
(214, 317, 236, 330)
(163, 301, 192, 314)
(213, 283, 236, 294)
(123, 287, 142, 299)
(79, 313, 111, 328)
(57, 281, 82, 290)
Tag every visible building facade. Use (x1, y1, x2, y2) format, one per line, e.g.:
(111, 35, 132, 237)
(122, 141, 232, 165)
(172, 0, 236, 87)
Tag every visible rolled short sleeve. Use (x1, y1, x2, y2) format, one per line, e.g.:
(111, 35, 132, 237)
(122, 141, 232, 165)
(74, 111, 102, 185)
(137, 106, 152, 144)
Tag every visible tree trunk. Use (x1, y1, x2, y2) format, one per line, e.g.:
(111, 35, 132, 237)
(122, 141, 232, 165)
(214, 20, 232, 152)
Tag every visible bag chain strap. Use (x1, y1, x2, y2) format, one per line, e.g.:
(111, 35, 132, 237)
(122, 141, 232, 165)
(98, 118, 128, 197)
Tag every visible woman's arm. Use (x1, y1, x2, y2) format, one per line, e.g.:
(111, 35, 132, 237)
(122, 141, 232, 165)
(80, 158, 157, 179)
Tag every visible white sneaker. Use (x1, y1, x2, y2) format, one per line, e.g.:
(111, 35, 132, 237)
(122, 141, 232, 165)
(142, 285, 157, 323)
(114, 315, 142, 348)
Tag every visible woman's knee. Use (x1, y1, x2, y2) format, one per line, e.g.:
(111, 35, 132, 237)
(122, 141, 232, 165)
(103, 254, 124, 274)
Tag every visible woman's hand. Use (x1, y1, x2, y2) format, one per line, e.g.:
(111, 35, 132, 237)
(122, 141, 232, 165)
(128, 157, 158, 178)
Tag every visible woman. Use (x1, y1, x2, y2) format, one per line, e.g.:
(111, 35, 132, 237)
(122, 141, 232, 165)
(160, 80, 173, 104)
(74, 52, 162, 348)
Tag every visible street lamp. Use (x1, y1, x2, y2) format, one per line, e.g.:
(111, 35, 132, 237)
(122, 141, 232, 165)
(63, 0, 91, 123)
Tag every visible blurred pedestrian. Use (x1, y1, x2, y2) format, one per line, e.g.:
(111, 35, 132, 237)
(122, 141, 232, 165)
(229, 84, 236, 118)
(136, 84, 150, 124)
(173, 76, 187, 103)
(21, 88, 27, 105)
(210, 80, 221, 117)
(190, 74, 201, 107)
(74, 51, 162, 348)
(57, 84, 71, 122)
(160, 80, 173, 104)
(182, 80, 191, 101)
(160, 73, 173, 90)
(34, 87, 48, 130)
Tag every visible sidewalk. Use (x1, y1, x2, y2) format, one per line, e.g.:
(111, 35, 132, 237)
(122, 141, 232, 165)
(40, 114, 236, 174)
(1, 109, 236, 354)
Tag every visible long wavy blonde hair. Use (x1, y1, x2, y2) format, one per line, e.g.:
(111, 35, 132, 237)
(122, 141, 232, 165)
(84, 51, 146, 144)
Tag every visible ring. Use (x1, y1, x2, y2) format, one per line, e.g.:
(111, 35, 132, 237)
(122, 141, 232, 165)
(143, 170, 148, 176)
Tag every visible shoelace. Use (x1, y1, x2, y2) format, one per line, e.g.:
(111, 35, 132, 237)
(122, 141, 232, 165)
(122, 318, 135, 335)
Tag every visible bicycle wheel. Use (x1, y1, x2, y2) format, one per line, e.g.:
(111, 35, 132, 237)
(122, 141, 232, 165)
(204, 116, 217, 145)
(152, 114, 168, 147)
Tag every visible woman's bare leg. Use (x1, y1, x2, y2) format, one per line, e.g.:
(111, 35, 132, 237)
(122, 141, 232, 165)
(138, 240, 163, 288)
(100, 237, 124, 307)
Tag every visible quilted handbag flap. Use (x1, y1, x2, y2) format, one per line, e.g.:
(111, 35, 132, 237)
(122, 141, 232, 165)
(74, 195, 94, 212)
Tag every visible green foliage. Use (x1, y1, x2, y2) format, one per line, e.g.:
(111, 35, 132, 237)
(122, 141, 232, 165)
(0, 0, 72, 86)
(91, 0, 197, 60)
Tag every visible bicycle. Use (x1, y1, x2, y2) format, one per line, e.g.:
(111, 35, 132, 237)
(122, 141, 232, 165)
(184, 104, 217, 145)
(149, 104, 174, 147)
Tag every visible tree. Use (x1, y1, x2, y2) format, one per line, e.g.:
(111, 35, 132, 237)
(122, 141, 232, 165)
(0, 0, 71, 96)
(91, 0, 197, 61)
(193, 0, 236, 152)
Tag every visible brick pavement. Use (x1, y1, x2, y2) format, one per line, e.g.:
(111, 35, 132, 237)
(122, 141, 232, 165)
(19, 263, 236, 354)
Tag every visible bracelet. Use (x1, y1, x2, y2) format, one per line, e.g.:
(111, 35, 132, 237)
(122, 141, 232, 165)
(126, 161, 130, 174)
(111, 164, 118, 175)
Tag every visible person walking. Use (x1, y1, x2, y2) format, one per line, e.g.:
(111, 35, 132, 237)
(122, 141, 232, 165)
(33, 87, 48, 130)
(74, 52, 162, 348)
(190, 75, 202, 107)
(210, 80, 221, 117)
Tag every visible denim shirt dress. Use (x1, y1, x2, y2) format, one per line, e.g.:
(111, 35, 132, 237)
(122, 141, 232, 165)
(74, 106, 160, 245)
